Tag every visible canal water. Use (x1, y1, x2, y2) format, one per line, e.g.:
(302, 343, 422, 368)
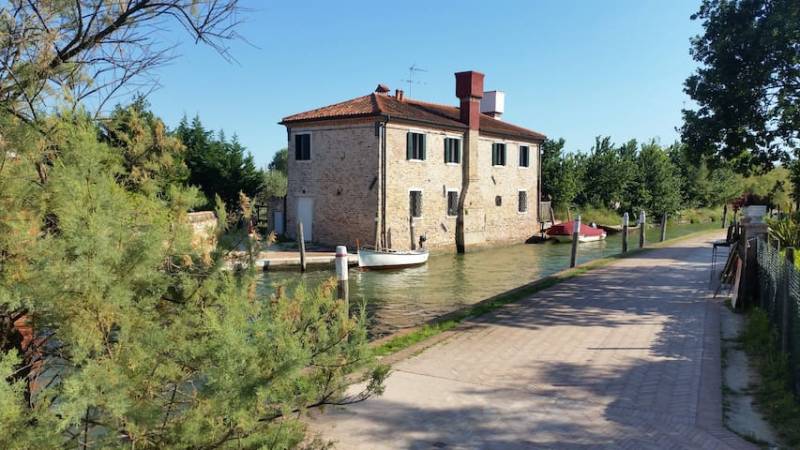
(257, 222, 719, 337)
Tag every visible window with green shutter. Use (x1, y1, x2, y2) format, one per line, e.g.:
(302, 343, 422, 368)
(409, 190, 423, 218)
(407, 132, 426, 160)
(447, 191, 459, 216)
(519, 145, 530, 167)
(444, 138, 461, 164)
(492, 143, 506, 166)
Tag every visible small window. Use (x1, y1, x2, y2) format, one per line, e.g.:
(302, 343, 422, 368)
(518, 191, 528, 213)
(409, 190, 423, 218)
(495, 196, 502, 206)
(444, 138, 461, 164)
(295, 134, 311, 160)
(406, 132, 426, 160)
(519, 145, 530, 167)
(492, 143, 506, 166)
(447, 191, 459, 216)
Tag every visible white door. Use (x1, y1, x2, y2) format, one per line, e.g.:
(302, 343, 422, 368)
(273, 211, 284, 235)
(296, 197, 313, 242)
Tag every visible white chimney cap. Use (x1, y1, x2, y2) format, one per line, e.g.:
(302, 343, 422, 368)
(480, 91, 505, 120)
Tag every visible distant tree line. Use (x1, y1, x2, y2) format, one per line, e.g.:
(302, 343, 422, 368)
(540, 136, 777, 220)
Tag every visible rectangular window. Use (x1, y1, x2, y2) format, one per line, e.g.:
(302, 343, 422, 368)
(447, 191, 459, 216)
(519, 145, 530, 167)
(444, 138, 461, 164)
(295, 134, 311, 160)
(409, 190, 423, 218)
(492, 143, 506, 166)
(406, 132, 426, 160)
(518, 191, 528, 213)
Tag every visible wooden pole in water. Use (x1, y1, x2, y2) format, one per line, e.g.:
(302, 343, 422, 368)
(335, 245, 349, 310)
(570, 215, 581, 268)
(721, 204, 729, 229)
(622, 212, 629, 253)
(639, 211, 646, 249)
(409, 216, 416, 250)
(660, 212, 668, 242)
(782, 247, 795, 352)
(298, 222, 307, 272)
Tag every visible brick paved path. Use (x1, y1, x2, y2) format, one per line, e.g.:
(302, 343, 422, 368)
(312, 234, 756, 449)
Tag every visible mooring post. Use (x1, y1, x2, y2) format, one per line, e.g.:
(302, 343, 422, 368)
(409, 216, 416, 250)
(622, 212, 629, 253)
(570, 215, 581, 268)
(639, 211, 646, 249)
(660, 212, 668, 242)
(721, 204, 729, 229)
(782, 247, 795, 352)
(298, 222, 307, 272)
(335, 245, 349, 309)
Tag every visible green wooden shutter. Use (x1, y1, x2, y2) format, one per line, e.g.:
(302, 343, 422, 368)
(406, 132, 413, 160)
(421, 133, 427, 160)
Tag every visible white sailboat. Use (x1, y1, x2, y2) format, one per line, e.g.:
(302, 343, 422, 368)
(357, 246, 429, 269)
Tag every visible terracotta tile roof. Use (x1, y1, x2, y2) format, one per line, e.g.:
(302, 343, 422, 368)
(281, 93, 546, 142)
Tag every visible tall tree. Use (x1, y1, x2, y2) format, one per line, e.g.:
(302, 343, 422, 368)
(268, 148, 288, 174)
(0, 113, 386, 448)
(637, 142, 682, 217)
(581, 137, 636, 209)
(540, 138, 585, 211)
(0, 0, 240, 124)
(175, 115, 262, 210)
(681, 0, 800, 173)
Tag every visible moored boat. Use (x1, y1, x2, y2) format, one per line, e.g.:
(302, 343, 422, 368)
(545, 220, 607, 243)
(357, 247, 429, 269)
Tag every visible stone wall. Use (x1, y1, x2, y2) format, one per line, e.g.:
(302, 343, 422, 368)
(285, 120, 379, 247)
(282, 119, 541, 251)
(383, 124, 540, 250)
(187, 211, 217, 255)
(383, 123, 464, 249)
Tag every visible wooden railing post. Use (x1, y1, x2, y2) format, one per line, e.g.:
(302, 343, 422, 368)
(335, 245, 349, 309)
(783, 247, 795, 353)
(639, 211, 646, 249)
(622, 212, 629, 253)
(298, 222, 307, 272)
(721, 204, 728, 229)
(570, 215, 581, 268)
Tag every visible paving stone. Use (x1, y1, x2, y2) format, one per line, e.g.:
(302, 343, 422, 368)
(311, 233, 758, 449)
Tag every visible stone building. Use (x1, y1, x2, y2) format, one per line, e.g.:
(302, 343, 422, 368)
(279, 70, 546, 251)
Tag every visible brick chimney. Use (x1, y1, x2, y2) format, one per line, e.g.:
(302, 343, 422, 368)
(454, 70, 486, 253)
(455, 71, 485, 129)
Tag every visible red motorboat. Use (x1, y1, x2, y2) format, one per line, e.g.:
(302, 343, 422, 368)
(545, 220, 607, 243)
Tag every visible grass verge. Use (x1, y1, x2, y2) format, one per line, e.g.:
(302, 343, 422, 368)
(741, 308, 800, 448)
(372, 227, 721, 358)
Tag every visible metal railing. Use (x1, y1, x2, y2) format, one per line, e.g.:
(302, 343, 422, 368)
(756, 237, 800, 394)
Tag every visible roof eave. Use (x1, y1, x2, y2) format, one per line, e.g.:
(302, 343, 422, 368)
(479, 129, 547, 143)
(278, 112, 381, 126)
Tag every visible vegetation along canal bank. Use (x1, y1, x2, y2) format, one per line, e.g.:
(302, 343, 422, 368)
(258, 221, 720, 339)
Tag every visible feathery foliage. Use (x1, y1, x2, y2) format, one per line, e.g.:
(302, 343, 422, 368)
(0, 112, 386, 449)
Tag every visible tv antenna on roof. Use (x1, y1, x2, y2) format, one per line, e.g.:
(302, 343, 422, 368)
(401, 64, 428, 97)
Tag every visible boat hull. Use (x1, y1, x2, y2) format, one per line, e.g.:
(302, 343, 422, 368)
(551, 233, 607, 243)
(358, 248, 429, 269)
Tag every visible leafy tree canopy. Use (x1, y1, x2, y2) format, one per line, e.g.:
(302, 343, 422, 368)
(681, 0, 800, 173)
(0, 112, 386, 449)
(175, 115, 263, 210)
(268, 148, 288, 174)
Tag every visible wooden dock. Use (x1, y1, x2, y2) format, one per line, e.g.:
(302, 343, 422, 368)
(255, 250, 358, 270)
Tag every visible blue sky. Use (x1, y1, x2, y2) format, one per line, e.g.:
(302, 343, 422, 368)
(141, 0, 703, 167)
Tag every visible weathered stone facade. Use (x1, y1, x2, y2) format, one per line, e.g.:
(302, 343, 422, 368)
(383, 124, 540, 250)
(284, 120, 540, 251)
(285, 120, 379, 247)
